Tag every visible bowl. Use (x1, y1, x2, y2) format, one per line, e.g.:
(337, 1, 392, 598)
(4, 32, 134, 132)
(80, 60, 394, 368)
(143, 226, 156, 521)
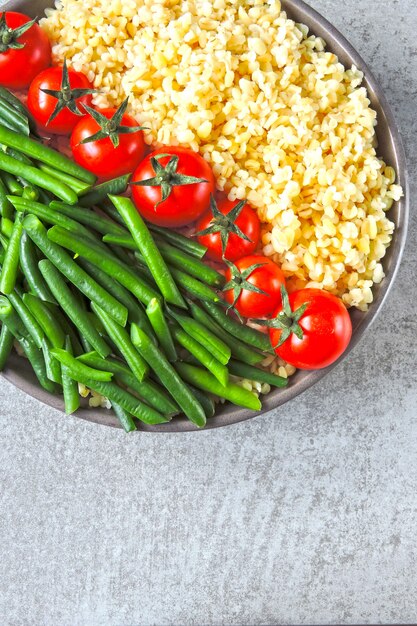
(1, 0, 409, 432)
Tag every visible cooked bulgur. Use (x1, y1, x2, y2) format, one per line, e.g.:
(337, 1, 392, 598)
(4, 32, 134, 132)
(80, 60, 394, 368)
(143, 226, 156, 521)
(41, 0, 403, 310)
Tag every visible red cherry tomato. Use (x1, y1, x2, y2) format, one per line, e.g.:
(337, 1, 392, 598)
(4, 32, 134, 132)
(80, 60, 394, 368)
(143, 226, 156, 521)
(131, 146, 215, 228)
(27, 65, 94, 135)
(269, 288, 352, 370)
(70, 108, 146, 180)
(0, 12, 51, 89)
(196, 198, 261, 263)
(224, 255, 286, 318)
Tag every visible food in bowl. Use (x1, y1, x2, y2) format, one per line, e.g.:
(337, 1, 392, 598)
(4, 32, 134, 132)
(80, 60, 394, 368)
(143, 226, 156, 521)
(0, 1, 403, 431)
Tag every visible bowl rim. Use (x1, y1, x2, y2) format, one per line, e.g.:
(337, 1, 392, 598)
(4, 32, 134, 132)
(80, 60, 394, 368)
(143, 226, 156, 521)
(0, 0, 409, 433)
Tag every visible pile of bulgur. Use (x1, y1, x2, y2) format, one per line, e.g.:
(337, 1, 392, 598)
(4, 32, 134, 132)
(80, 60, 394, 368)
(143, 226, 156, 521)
(41, 0, 402, 311)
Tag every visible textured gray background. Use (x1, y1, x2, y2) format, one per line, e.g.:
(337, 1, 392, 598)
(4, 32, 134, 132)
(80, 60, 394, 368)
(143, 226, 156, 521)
(1, 0, 416, 624)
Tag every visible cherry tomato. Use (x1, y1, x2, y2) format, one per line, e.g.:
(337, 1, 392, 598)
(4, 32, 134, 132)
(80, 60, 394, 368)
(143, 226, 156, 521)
(27, 65, 94, 135)
(70, 106, 146, 180)
(0, 12, 51, 89)
(224, 255, 286, 318)
(269, 288, 352, 370)
(196, 198, 260, 263)
(131, 146, 215, 227)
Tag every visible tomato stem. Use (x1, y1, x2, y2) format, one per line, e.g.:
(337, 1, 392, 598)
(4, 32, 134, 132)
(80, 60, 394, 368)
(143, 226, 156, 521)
(195, 195, 252, 257)
(222, 258, 269, 314)
(80, 97, 147, 148)
(252, 284, 308, 347)
(40, 58, 97, 126)
(131, 153, 208, 208)
(0, 13, 37, 53)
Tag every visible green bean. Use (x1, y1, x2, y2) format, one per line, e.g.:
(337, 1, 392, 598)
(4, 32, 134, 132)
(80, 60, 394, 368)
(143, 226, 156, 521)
(61, 337, 80, 415)
(41, 338, 62, 384)
(23, 293, 65, 348)
(18, 336, 58, 394)
(0, 99, 29, 135)
(38, 164, 92, 195)
(1, 145, 33, 166)
(8, 290, 44, 349)
(0, 123, 96, 184)
(170, 266, 220, 303)
(63, 364, 169, 426)
(38, 259, 111, 358)
(0, 323, 14, 370)
(76, 258, 155, 339)
(0, 151, 78, 204)
(2, 172, 23, 196)
(187, 300, 264, 366)
(47, 305, 84, 357)
(19, 231, 56, 304)
(78, 174, 131, 207)
(104, 232, 224, 287)
(21, 185, 39, 202)
(172, 324, 228, 386)
(23, 215, 128, 326)
(1, 217, 13, 238)
(0, 174, 13, 219)
(176, 362, 262, 411)
(201, 300, 273, 352)
(111, 401, 137, 432)
(186, 384, 215, 419)
(146, 298, 177, 362)
(0, 295, 29, 341)
(91, 303, 148, 381)
(49, 200, 128, 236)
(9, 196, 95, 241)
(51, 348, 113, 381)
(77, 352, 178, 416)
(0, 87, 31, 120)
(47, 226, 160, 306)
(148, 223, 207, 259)
(167, 306, 231, 365)
(131, 323, 206, 428)
(228, 359, 288, 388)
(0, 213, 23, 294)
(110, 195, 186, 308)
(98, 200, 126, 226)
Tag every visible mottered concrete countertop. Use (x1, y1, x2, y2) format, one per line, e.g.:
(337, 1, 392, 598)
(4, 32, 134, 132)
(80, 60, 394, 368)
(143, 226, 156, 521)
(1, 0, 416, 624)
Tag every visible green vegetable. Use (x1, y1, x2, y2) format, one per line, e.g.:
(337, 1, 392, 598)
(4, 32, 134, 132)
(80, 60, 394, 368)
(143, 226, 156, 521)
(0, 123, 96, 184)
(0, 213, 23, 294)
(148, 223, 207, 258)
(19, 231, 56, 304)
(91, 302, 148, 382)
(0, 173, 13, 219)
(228, 360, 288, 388)
(78, 351, 178, 416)
(187, 300, 264, 365)
(23, 293, 65, 348)
(0, 151, 78, 204)
(47, 226, 160, 306)
(50, 200, 128, 237)
(0, 97, 30, 135)
(41, 338, 62, 384)
(201, 300, 273, 352)
(176, 362, 262, 411)
(38, 163, 92, 195)
(61, 336, 80, 415)
(111, 401, 137, 433)
(51, 348, 114, 382)
(23, 214, 128, 326)
(38, 259, 111, 358)
(110, 195, 186, 308)
(172, 324, 229, 386)
(78, 174, 130, 207)
(146, 298, 177, 362)
(8, 290, 44, 349)
(131, 323, 206, 428)
(0, 323, 14, 370)
(168, 305, 231, 365)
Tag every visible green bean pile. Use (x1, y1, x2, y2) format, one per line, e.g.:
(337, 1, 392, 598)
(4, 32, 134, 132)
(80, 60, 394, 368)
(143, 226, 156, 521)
(0, 98, 288, 431)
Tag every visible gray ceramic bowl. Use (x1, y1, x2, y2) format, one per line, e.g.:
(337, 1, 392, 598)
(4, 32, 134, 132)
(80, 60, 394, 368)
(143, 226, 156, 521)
(1, 0, 409, 431)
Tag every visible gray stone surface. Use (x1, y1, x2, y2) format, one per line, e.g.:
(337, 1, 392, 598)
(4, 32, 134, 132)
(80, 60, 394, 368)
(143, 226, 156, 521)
(0, 0, 416, 624)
